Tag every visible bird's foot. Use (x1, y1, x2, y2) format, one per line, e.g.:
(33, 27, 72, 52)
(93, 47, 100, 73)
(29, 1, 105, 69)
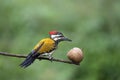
(49, 56, 54, 62)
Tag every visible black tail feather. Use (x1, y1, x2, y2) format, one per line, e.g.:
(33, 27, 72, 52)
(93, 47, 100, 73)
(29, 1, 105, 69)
(20, 52, 39, 68)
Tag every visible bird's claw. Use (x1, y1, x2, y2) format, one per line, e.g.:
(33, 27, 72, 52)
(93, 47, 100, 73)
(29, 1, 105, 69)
(49, 57, 53, 62)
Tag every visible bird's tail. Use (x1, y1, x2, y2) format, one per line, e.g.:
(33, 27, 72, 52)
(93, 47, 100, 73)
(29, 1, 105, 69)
(20, 51, 39, 68)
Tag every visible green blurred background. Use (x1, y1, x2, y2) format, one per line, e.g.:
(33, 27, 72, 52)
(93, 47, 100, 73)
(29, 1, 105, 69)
(0, 0, 120, 80)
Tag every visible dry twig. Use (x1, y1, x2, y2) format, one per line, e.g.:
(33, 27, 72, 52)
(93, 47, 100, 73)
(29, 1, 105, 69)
(0, 52, 79, 65)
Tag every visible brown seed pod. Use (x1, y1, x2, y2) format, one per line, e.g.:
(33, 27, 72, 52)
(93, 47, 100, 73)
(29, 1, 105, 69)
(67, 47, 83, 65)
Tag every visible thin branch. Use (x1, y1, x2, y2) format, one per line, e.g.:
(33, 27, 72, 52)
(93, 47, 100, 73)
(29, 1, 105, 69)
(0, 52, 79, 65)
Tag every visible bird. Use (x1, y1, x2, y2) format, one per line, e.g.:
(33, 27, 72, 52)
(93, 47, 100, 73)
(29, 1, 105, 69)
(20, 30, 72, 68)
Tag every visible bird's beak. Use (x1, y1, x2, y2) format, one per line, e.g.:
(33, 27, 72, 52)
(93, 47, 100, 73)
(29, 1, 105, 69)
(62, 37, 72, 42)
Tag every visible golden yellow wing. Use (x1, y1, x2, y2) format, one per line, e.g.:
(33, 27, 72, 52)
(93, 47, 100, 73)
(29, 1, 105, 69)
(33, 38, 56, 54)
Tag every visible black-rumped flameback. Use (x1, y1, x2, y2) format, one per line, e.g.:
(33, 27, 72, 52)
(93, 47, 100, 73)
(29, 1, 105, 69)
(20, 31, 72, 68)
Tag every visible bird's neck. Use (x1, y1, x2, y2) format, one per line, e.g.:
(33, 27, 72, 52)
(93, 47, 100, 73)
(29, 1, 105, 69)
(50, 37, 62, 45)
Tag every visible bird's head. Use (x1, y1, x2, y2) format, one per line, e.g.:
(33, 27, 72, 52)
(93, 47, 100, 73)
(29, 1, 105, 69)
(49, 30, 72, 42)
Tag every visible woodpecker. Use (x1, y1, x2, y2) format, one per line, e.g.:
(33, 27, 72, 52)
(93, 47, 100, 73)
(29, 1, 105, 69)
(20, 31, 72, 68)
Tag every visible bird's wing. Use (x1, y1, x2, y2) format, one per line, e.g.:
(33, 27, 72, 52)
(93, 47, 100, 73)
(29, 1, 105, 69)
(31, 41, 44, 57)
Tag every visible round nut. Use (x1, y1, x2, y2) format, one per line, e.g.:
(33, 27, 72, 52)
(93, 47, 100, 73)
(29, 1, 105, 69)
(67, 47, 83, 64)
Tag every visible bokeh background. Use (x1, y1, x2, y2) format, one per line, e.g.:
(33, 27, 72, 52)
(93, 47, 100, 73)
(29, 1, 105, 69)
(0, 0, 120, 80)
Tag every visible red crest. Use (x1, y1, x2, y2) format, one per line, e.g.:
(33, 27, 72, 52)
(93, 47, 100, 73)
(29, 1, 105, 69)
(49, 30, 58, 35)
